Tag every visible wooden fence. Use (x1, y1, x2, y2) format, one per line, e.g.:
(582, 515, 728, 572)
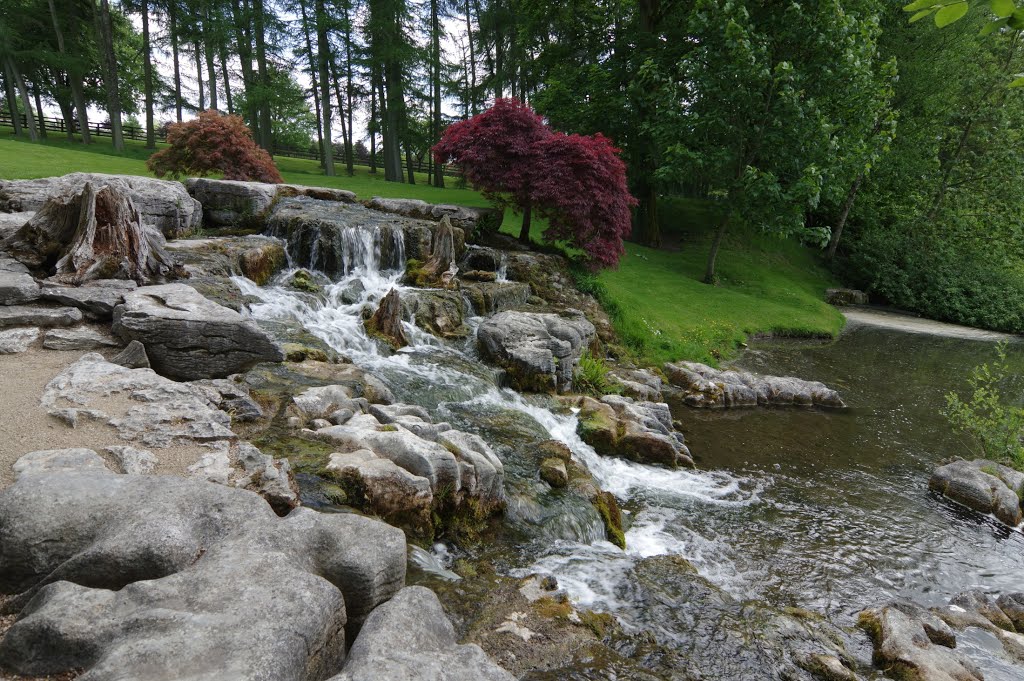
(0, 111, 461, 179)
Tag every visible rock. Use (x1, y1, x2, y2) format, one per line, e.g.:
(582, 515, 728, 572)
(664, 361, 847, 409)
(0, 468, 406, 679)
(436, 429, 505, 503)
(365, 288, 409, 350)
(112, 283, 283, 380)
(187, 448, 234, 485)
(293, 384, 363, 422)
(477, 311, 596, 393)
(402, 288, 467, 339)
(237, 241, 288, 285)
(324, 450, 433, 532)
(39, 279, 136, 320)
(608, 367, 664, 402)
(105, 445, 158, 475)
(416, 215, 458, 286)
(540, 458, 568, 488)
(110, 339, 150, 368)
(462, 281, 531, 316)
(0, 172, 202, 238)
(365, 196, 502, 236)
(42, 326, 121, 350)
(929, 459, 1023, 527)
(0, 326, 39, 354)
(858, 602, 982, 681)
(0, 254, 39, 305)
(329, 586, 515, 681)
(285, 267, 325, 293)
(998, 593, 1024, 632)
(0, 304, 82, 329)
(948, 590, 1016, 632)
(570, 394, 693, 468)
(12, 448, 109, 479)
(234, 442, 300, 514)
(186, 177, 356, 228)
(462, 269, 497, 282)
(826, 288, 869, 306)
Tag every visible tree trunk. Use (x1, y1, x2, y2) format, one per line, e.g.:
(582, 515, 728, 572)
(141, 0, 155, 147)
(633, 179, 660, 247)
(32, 84, 46, 138)
(329, 56, 350, 172)
(343, 4, 355, 175)
(95, 0, 124, 152)
(369, 75, 378, 174)
(464, 0, 477, 115)
(194, 42, 205, 110)
(47, 0, 91, 142)
(230, 0, 257, 133)
(405, 146, 415, 184)
(252, 0, 273, 150)
(205, 18, 219, 111)
(6, 57, 39, 141)
(315, 0, 335, 176)
(298, 0, 324, 164)
(56, 94, 74, 140)
(704, 213, 730, 284)
(169, 0, 183, 122)
(219, 42, 234, 114)
(431, 0, 444, 188)
(826, 172, 864, 260)
(2, 61, 22, 136)
(518, 203, 532, 244)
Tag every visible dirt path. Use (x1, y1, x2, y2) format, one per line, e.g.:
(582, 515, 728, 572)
(842, 308, 1017, 342)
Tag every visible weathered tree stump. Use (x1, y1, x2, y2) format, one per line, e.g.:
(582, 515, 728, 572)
(3, 180, 182, 284)
(365, 288, 409, 350)
(420, 215, 457, 287)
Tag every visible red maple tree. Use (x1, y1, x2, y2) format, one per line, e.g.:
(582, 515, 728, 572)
(147, 111, 283, 183)
(433, 99, 636, 268)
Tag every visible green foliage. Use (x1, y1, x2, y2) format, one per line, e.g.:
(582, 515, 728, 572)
(234, 65, 318, 150)
(944, 342, 1024, 469)
(574, 351, 620, 397)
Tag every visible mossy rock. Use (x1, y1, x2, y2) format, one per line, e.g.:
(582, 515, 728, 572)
(288, 269, 322, 294)
(540, 458, 569, 488)
(238, 243, 286, 285)
(592, 490, 626, 549)
(577, 411, 619, 456)
(281, 343, 332, 363)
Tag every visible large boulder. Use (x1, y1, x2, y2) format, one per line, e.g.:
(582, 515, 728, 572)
(0, 466, 406, 680)
(267, 196, 465, 276)
(461, 281, 531, 317)
(112, 283, 283, 380)
(186, 177, 357, 228)
(329, 586, 515, 681)
(477, 311, 596, 393)
(0, 172, 202, 238)
(365, 196, 502, 236)
(929, 459, 1024, 527)
(402, 288, 467, 339)
(858, 602, 982, 681)
(664, 361, 847, 409)
(567, 394, 693, 468)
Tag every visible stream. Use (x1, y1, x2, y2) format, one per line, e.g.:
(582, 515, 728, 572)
(233, 225, 1024, 679)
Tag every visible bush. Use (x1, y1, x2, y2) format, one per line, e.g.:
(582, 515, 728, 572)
(944, 342, 1024, 470)
(574, 350, 621, 396)
(147, 110, 283, 183)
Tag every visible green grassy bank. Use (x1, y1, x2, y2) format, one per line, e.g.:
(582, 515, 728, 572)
(0, 130, 843, 366)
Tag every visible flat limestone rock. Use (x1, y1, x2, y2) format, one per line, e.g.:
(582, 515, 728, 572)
(0, 172, 202, 238)
(664, 361, 846, 409)
(0, 305, 82, 329)
(43, 326, 121, 351)
(112, 283, 283, 380)
(0, 327, 40, 354)
(0, 468, 406, 680)
(39, 279, 136, 320)
(329, 586, 515, 681)
(12, 448, 109, 479)
(0, 255, 40, 305)
(105, 445, 158, 475)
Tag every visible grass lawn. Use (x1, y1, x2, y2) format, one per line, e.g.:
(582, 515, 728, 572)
(0, 129, 843, 366)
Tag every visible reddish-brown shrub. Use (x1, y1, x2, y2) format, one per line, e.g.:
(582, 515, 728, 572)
(147, 111, 283, 183)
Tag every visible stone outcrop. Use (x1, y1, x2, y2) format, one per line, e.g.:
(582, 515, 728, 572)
(858, 602, 981, 681)
(0, 254, 39, 305)
(112, 283, 283, 380)
(568, 394, 693, 468)
(328, 586, 515, 681)
(0, 172, 202, 238)
(664, 361, 847, 409)
(929, 459, 1024, 526)
(366, 196, 502, 235)
(462, 281, 531, 316)
(826, 288, 869, 306)
(186, 177, 356, 227)
(477, 311, 596, 393)
(402, 288, 467, 339)
(607, 367, 664, 402)
(0, 465, 406, 680)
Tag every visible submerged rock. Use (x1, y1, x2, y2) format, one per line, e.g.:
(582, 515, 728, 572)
(929, 459, 1023, 527)
(477, 310, 596, 393)
(328, 586, 515, 681)
(664, 361, 847, 409)
(0, 172, 202, 238)
(112, 283, 283, 380)
(0, 466, 406, 680)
